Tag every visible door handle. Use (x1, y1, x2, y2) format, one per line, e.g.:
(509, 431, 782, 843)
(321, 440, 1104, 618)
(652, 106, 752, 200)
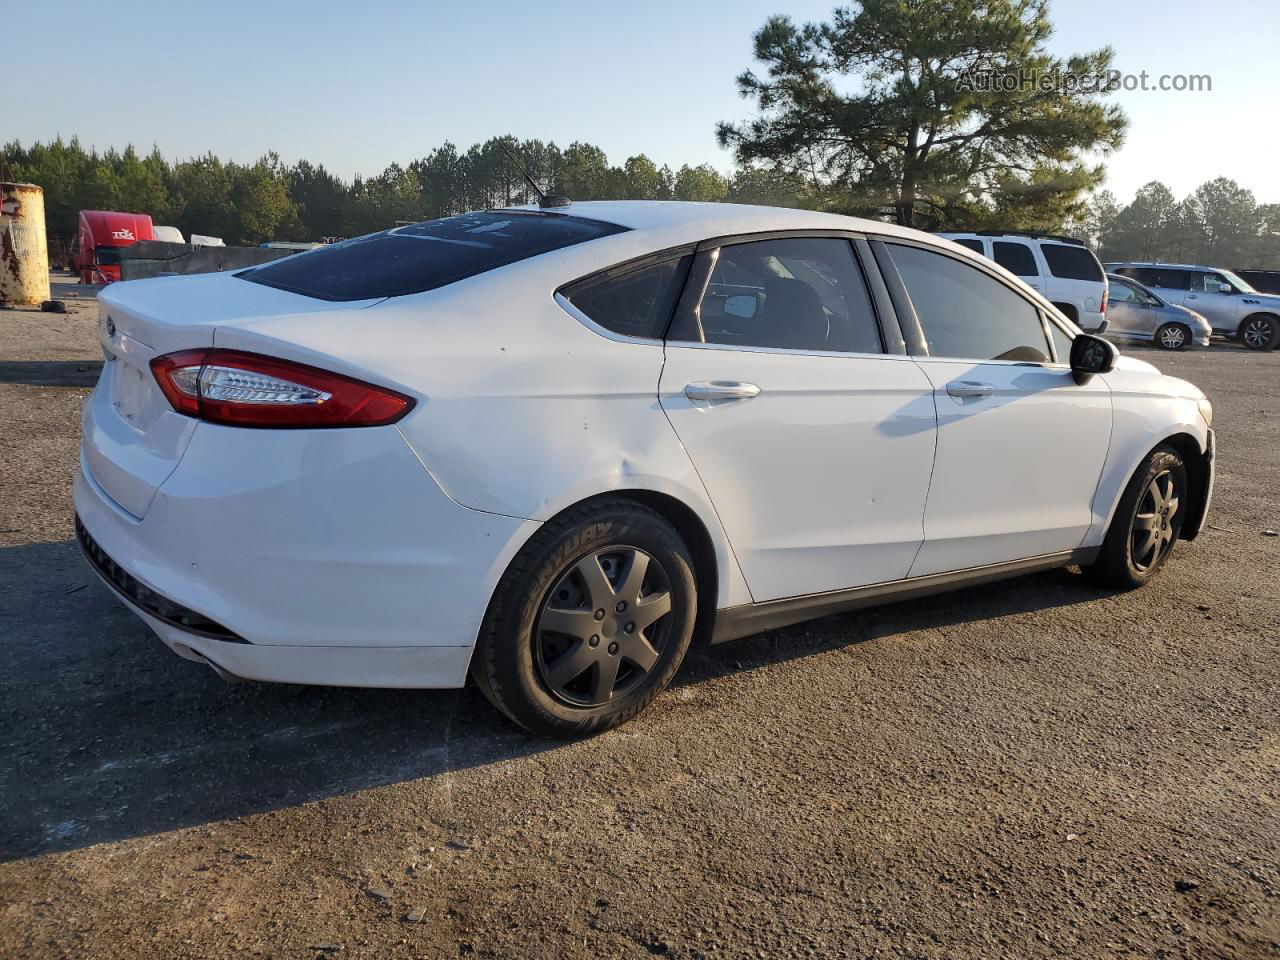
(1187, 294, 1198, 300)
(684, 380, 761, 402)
(946, 380, 995, 398)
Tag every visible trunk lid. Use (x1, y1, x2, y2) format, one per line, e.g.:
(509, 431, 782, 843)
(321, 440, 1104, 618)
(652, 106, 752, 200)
(84, 273, 381, 517)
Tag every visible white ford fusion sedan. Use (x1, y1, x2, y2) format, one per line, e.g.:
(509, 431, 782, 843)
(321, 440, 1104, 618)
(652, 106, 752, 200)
(76, 201, 1215, 737)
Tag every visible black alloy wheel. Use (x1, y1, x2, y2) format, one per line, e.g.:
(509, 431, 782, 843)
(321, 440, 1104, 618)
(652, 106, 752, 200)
(472, 498, 697, 738)
(534, 546, 674, 706)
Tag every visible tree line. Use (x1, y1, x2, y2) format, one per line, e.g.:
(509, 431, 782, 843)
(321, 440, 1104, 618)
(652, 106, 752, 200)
(0, 136, 805, 254)
(1071, 179, 1280, 270)
(6, 136, 1275, 272)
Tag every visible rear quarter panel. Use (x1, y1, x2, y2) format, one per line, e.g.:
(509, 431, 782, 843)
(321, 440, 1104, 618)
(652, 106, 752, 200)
(213, 255, 754, 610)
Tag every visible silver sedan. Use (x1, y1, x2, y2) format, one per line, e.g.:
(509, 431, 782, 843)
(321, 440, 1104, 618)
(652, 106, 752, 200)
(1104, 273, 1212, 350)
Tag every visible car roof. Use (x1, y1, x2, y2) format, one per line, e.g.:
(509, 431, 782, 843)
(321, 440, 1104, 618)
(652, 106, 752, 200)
(937, 230, 1086, 247)
(1105, 261, 1217, 270)
(500, 200, 921, 245)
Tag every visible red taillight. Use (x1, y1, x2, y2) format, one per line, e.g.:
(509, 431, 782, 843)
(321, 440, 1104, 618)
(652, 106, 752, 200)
(150, 349, 414, 428)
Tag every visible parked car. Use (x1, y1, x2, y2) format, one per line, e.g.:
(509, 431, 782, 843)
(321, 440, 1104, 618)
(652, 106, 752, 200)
(76, 202, 1215, 737)
(1232, 268, 1280, 295)
(937, 230, 1108, 332)
(1106, 262, 1280, 350)
(1104, 273, 1211, 350)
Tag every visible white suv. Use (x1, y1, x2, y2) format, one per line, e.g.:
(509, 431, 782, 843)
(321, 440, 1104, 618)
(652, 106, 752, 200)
(939, 231, 1108, 332)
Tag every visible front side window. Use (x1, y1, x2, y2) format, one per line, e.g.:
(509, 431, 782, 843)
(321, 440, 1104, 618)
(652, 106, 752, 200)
(952, 238, 984, 254)
(561, 256, 691, 339)
(239, 211, 628, 301)
(1042, 244, 1104, 281)
(1187, 271, 1249, 293)
(688, 237, 882, 354)
(992, 241, 1039, 277)
(887, 243, 1051, 363)
(1108, 278, 1141, 303)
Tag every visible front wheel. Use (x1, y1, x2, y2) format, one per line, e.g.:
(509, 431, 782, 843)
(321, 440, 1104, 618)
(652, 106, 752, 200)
(1239, 314, 1278, 350)
(472, 498, 697, 738)
(1155, 322, 1189, 351)
(1084, 445, 1187, 590)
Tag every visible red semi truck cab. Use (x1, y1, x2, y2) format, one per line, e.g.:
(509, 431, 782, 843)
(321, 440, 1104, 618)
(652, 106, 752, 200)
(76, 211, 155, 284)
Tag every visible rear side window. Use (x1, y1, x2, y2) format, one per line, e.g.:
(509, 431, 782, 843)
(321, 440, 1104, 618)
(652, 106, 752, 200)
(887, 243, 1050, 363)
(1042, 244, 1104, 281)
(1134, 267, 1190, 290)
(239, 211, 627, 301)
(952, 238, 984, 254)
(992, 241, 1039, 277)
(561, 256, 691, 339)
(683, 237, 882, 354)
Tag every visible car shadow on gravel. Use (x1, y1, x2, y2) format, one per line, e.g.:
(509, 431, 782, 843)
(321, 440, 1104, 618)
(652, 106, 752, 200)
(0, 540, 547, 863)
(0, 539, 1110, 863)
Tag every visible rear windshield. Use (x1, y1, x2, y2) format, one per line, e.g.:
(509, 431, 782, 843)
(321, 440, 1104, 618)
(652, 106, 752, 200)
(238, 211, 628, 301)
(1042, 244, 1104, 281)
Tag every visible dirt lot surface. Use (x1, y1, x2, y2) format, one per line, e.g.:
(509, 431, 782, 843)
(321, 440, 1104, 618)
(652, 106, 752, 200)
(2, 278, 1277, 959)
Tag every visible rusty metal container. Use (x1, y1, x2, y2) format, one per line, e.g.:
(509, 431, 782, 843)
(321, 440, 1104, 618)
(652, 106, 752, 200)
(1, 182, 52, 305)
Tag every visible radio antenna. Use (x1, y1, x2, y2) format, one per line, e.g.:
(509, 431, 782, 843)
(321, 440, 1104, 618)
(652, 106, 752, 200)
(500, 141, 571, 209)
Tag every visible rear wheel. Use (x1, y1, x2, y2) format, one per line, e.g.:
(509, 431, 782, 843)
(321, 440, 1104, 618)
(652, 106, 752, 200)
(1155, 322, 1190, 351)
(1084, 445, 1186, 589)
(1239, 314, 1278, 350)
(472, 498, 696, 738)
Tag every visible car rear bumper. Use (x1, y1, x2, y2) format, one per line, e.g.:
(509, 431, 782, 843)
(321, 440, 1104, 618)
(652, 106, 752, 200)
(74, 421, 539, 688)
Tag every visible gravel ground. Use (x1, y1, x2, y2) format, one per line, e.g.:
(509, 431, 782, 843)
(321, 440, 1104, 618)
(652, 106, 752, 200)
(1, 279, 1277, 959)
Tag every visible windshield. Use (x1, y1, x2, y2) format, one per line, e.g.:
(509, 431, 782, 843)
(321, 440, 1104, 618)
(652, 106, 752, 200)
(94, 246, 123, 266)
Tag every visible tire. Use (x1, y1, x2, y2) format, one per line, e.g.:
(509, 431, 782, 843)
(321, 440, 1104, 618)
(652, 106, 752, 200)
(1154, 322, 1189, 351)
(472, 497, 697, 738)
(1238, 314, 1278, 351)
(1084, 445, 1187, 590)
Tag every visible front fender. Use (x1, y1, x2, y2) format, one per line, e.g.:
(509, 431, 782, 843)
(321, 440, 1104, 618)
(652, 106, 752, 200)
(1082, 387, 1210, 548)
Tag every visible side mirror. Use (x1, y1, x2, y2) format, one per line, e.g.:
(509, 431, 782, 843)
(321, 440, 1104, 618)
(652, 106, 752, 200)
(722, 294, 759, 320)
(1070, 333, 1117, 384)
(1217, 283, 1233, 294)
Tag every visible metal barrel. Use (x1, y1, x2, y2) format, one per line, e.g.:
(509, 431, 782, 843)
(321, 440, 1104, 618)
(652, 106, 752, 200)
(1, 182, 52, 305)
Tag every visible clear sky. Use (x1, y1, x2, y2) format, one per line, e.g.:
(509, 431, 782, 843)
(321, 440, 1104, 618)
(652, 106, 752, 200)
(10, 0, 1280, 205)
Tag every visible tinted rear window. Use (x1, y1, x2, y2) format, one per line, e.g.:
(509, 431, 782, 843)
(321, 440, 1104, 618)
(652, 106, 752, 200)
(992, 241, 1039, 277)
(562, 255, 692, 339)
(1042, 244, 1103, 281)
(239, 211, 627, 301)
(952, 238, 984, 254)
(1129, 267, 1190, 290)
